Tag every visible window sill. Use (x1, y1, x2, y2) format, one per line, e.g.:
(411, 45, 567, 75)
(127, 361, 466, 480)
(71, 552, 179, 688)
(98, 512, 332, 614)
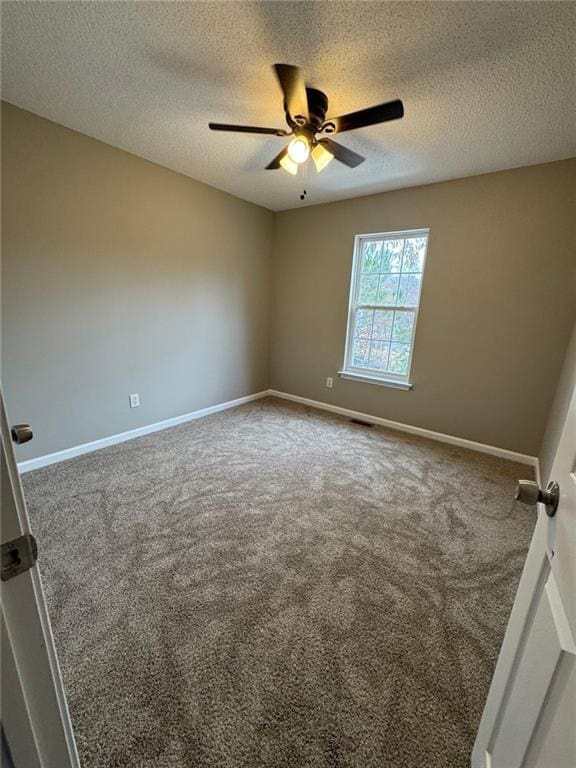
(338, 371, 413, 390)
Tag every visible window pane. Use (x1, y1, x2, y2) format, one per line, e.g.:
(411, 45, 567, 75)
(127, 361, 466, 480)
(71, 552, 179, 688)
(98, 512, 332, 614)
(377, 274, 399, 304)
(358, 274, 379, 304)
(391, 311, 415, 343)
(401, 238, 426, 273)
(372, 309, 394, 340)
(397, 273, 421, 306)
(354, 309, 374, 339)
(361, 241, 382, 273)
(352, 338, 370, 367)
(368, 341, 390, 371)
(388, 343, 410, 374)
(381, 240, 403, 273)
(346, 230, 428, 382)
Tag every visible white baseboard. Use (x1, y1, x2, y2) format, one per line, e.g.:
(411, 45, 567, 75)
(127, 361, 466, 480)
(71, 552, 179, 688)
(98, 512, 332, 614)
(268, 389, 539, 468)
(18, 387, 539, 474)
(17, 391, 269, 473)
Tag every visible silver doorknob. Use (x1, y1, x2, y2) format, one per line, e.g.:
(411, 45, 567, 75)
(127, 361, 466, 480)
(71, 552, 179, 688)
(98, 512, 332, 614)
(10, 424, 33, 445)
(515, 479, 559, 517)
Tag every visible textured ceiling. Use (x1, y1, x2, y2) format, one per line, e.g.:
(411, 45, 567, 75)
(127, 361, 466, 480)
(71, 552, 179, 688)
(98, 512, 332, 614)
(2, 1, 575, 211)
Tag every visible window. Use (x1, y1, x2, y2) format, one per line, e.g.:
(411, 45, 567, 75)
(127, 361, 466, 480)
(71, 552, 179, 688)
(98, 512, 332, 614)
(341, 229, 429, 389)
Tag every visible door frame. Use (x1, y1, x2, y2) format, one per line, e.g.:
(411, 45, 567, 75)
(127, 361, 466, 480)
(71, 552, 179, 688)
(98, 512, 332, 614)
(1, 384, 80, 768)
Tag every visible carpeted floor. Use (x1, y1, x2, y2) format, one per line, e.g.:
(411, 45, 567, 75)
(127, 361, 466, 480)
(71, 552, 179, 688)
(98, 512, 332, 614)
(23, 397, 534, 768)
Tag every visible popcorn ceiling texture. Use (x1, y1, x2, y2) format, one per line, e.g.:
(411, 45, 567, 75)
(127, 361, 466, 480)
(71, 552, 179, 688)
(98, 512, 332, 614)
(2, 1, 575, 211)
(24, 398, 534, 768)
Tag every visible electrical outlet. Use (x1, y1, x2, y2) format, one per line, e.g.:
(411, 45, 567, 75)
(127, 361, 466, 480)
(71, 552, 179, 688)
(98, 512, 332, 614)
(326, 377, 333, 389)
(129, 393, 140, 408)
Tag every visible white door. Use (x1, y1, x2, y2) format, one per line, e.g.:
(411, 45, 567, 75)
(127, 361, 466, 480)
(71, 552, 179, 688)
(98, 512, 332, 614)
(0, 385, 80, 768)
(472, 376, 576, 766)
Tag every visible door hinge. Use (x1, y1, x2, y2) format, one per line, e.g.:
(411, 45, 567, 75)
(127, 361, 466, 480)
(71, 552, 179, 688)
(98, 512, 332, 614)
(1, 533, 38, 581)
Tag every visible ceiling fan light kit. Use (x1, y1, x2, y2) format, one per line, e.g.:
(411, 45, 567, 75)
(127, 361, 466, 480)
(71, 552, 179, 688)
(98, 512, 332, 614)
(209, 64, 404, 178)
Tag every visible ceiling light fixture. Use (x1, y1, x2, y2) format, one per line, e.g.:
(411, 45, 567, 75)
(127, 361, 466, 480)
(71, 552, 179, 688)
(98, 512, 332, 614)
(209, 63, 405, 178)
(279, 153, 299, 175)
(287, 135, 310, 164)
(311, 143, 334, 172)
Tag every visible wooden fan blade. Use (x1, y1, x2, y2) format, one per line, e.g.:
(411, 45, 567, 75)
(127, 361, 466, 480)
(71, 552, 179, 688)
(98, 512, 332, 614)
(273, 64, 309, 124)
(209, 123, 288, 136)
(319, 138, 365, 168)
(265, 147, 288, 170)
(325, 100, 404, 134)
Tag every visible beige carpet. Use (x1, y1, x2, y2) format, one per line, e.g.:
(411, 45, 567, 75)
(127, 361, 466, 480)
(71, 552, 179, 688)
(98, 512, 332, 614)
(23, 397, 534, 768)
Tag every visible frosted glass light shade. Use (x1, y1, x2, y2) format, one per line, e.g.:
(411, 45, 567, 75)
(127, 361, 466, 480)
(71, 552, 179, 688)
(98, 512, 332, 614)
(311, 143, 334, 172)
(280, 153, 299, 175)
(287, 136, 310, 163)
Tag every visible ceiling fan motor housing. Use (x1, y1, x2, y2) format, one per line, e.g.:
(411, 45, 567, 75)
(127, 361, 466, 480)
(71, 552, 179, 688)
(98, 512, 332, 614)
(286, 87, 329, 132)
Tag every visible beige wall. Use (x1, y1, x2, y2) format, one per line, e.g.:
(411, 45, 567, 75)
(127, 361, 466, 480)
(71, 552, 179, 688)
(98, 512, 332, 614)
(1, 103, 273, 459)
(270, 160, 576, 455)
(2, 102, 574, 462)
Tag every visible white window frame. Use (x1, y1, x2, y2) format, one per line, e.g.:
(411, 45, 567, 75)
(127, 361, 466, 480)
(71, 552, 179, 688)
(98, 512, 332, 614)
(340, 228, 430, 390)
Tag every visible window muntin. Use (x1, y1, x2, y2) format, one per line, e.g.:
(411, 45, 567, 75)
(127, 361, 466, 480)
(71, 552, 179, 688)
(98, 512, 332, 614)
(343, 230, 429, 384)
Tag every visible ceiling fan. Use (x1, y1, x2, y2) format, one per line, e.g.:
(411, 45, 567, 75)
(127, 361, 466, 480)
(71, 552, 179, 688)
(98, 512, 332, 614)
(209, 64, 404, 175)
